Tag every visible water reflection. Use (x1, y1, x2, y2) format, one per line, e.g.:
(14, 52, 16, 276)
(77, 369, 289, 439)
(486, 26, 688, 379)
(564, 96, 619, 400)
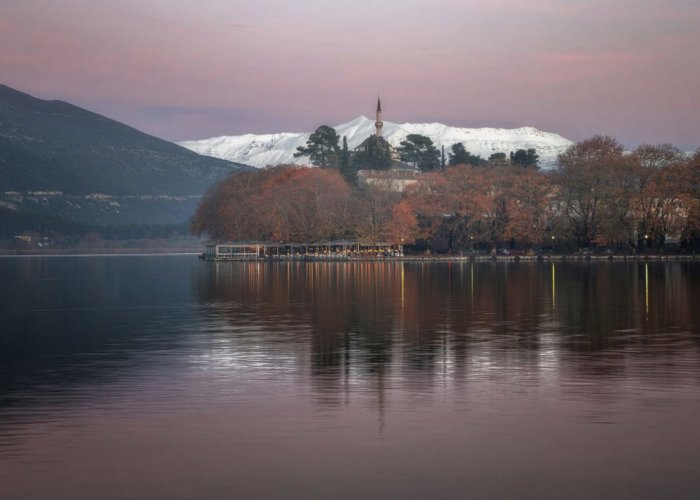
(193, 261, 700, 408)
(1, 257, 700, 499)
(2, 258, 699, 416)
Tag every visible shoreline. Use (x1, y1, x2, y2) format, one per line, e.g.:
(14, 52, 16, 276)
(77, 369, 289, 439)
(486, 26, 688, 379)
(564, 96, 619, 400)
(0, 248, 201, 256)
(1, 249, 697, 261)
(204, 253, 700, 262)
(394, 254, 699, 262)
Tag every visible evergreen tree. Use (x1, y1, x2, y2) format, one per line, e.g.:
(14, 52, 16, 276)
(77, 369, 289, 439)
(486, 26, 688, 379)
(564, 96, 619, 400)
(340, 136, 356, 182)
(293, 125, 340, 168)
(489, 152, 507, 163)
(441, 145, 446, 169)
(448, 143, 484, 166)
(510, 148, 539, 168)
(398, 134, 440, 171)
(352, 135, 392, 170)
(341, 136, 349, 168)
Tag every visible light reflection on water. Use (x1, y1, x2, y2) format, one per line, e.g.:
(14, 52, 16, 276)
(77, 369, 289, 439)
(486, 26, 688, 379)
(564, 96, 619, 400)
(1, 256, 700, 499)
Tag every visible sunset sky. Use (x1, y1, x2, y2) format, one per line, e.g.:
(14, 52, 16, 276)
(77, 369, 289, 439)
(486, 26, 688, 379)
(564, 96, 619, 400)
(2, 0, 699, 148)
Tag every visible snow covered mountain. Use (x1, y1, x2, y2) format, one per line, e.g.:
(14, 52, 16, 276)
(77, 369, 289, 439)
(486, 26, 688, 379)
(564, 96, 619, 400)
(179, 116, 573, 169)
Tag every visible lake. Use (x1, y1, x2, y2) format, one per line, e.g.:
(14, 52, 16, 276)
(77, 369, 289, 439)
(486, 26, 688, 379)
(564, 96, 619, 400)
(1, 256, 699, 499)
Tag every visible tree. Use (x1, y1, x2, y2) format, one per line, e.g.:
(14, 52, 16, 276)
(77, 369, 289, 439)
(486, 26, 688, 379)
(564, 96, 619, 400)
(556, 136, 629, 248)
(684, 151, 700, 250)
(352, 135, 392, 170)
(293, 125, 340, 168)
(385, 201, 419, 245)
(503, 170, 554, 248)
(191, 166, 353, 243)
(398, 134, 440, 171)
(448, 143, 484, 166)
(340, 135, 355, 182)
(489, 152, 507, 164)
(510, 149, 539, 168)
(353, 186, 399, 243)
(402, 165, 509, 251)
(631, 144, 690, 250)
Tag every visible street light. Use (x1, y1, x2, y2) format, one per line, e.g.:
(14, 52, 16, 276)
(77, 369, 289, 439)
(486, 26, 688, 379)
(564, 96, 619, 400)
(551, 235, 556, 254)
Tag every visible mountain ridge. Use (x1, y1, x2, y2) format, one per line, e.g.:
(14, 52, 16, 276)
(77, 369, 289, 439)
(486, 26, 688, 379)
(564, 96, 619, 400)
(179, 116, 574, 169)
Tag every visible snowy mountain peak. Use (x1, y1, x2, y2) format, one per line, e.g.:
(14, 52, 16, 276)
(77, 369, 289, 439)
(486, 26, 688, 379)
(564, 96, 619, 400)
(179, 117, 573, 169)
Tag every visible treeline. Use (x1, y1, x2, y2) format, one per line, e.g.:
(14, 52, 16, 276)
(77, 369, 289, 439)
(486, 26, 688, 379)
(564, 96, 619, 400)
(191, 166, 411, 244)
(192, 136, 700, 253)
(292, 124, 540, 181)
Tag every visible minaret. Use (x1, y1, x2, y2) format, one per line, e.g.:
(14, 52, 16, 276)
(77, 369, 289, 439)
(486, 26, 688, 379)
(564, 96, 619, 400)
(375, 97, 383, 138)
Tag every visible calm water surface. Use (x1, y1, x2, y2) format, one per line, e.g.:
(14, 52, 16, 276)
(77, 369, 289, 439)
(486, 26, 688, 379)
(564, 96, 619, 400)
(1, 256, 699, 499)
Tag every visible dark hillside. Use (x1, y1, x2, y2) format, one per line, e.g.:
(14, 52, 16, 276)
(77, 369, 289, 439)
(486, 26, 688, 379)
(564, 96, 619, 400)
(0, 84, 251, 225)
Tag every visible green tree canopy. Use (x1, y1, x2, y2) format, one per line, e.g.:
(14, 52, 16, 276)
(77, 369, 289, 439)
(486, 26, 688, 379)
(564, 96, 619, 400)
(510, 148, 539, 168)
(398, 134, 440, 171)
(340, 135, 357, 182)
(352, 135, 392, 171)
(448, 143, 484, 166)
(293, 125, 340, 168)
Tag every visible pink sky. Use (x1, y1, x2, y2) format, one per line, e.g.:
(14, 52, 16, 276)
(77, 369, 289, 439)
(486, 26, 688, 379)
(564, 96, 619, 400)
(1, 0, 699, 149)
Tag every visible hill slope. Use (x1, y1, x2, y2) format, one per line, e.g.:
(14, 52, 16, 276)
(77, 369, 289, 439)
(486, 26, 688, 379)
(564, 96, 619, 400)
(179, 116, 573, 169)
(0, 84, 249, 225)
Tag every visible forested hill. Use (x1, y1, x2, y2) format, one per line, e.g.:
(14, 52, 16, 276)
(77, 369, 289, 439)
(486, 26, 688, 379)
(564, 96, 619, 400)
(0, 84, 250, 226)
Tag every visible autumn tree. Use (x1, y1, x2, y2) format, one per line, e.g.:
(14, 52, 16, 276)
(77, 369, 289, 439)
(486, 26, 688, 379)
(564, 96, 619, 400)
(468, 168, 512, 250)
(293, 125, 340, 168)
(353, 185, 399, 243)
(596, 155, 638, 248)
(384, 201, 419, 246)
(262, 167, 353, 242)
(192, 166, 353, 243)
(403, 165, 511, 251)
(191, 170, 267, 240)
(503, 169, 554, 248)
(555, 136, 630, 248)
(630, 144, 690, 250)
(685, 151, 700, 250)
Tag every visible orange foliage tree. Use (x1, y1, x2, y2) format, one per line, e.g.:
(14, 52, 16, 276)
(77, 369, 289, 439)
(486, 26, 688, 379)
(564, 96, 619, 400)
(555, 136, 630, 248)
(631, 144, 691, 249)
(192, 166, 353, 242)
(403, 164, 554, 251)
(384, 200, 419, 245)
(503, 169, 555, 248)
